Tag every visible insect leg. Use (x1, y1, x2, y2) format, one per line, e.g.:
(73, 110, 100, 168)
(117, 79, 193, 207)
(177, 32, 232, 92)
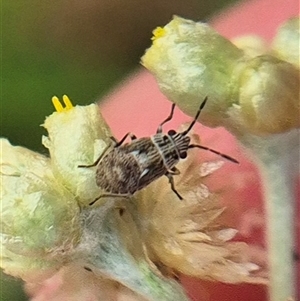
(167, 166, 181, 175)
(157, 103, 176, 133)
(114, 132, 137, 147)
(188, 144, 239, 164)
(89, 193, 130, 206)
(109, 136, 118, 144)
(165, 172, 183, 200)
(78, 144, 112, 168)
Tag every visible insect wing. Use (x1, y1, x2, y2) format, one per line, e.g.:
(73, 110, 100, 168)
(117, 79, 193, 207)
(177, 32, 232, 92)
(96, 148, 140, 194)
(123, 138, 167, 190)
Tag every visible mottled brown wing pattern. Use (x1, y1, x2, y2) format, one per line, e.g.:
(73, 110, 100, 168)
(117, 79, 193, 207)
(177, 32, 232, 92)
(121, 137, 168, 191)
(96, 148, 141, 194)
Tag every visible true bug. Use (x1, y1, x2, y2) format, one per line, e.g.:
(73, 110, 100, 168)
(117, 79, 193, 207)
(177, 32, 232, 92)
(79, 97, 238, 204)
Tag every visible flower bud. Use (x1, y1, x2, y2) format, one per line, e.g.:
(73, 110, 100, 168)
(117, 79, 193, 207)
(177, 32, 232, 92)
(141, 16, 244, 127)
(42, 101, 112, 205)
(231, 55, 300, 135)
(142, 16, 300, 136)
(272, 17, 300, 68)
(232, 35, 267, 58)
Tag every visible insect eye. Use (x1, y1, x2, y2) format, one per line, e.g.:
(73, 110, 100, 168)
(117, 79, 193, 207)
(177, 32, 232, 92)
(180, 152, 187, 159)
(168, 129, 176, 136)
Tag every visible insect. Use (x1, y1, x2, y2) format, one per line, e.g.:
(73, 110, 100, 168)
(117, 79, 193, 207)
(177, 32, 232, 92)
(79, 97, 238, 204)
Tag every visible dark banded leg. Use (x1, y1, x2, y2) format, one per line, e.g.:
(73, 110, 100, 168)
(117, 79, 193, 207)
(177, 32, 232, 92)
(157, 103, 176, 133)
(89, 193, 130, 206)
(78, 143, 112, 168)
(165, 172, 183, 200)
(114, 132, 137, 147)
(80, 133, 137, 168)
(167, 166, 181, 175)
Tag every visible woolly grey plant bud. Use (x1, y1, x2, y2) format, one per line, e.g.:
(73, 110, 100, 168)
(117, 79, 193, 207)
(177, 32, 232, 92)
(272, 17, 300, 68)
(230, 55, 300, 135)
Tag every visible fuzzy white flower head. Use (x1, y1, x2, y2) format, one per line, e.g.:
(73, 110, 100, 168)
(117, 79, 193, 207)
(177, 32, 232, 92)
(1, 96, 192, 301)
(0, 96, 112, 281)
(42, 95, 112, 205)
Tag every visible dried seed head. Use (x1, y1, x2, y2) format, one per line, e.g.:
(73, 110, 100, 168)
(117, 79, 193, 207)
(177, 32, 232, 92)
(135, 131, 267, 284)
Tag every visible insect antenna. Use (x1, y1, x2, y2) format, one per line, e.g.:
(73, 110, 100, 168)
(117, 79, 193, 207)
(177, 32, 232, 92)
(181, 96, 208, 136)
(180, 96, 238, 164)
(188, 144, 239, 164)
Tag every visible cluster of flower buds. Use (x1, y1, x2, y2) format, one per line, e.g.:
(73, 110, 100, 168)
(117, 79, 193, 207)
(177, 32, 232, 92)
(142, 16, 299, 136)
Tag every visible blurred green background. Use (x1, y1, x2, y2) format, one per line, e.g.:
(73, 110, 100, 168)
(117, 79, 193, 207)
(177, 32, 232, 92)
(1, 0, 236, 300)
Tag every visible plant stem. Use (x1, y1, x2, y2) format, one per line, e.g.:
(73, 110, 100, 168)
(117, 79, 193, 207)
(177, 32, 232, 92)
(242, 129, 299, 301)
(259, 154, 295, 301)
